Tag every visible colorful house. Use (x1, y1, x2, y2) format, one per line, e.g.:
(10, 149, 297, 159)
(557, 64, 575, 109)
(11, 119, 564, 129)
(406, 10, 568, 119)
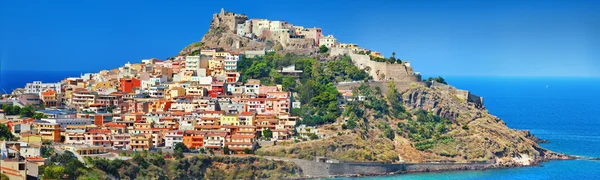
(219, 114, 238, 126)
(119, 77, 141, 93)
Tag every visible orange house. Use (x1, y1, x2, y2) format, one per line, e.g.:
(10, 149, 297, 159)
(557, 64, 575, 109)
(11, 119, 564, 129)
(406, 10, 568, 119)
(183, 130, 205, 149)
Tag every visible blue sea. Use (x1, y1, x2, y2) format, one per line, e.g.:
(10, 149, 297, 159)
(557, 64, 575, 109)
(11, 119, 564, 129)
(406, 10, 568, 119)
(337, 76, 600, 180)
(2, 72, 600, 179)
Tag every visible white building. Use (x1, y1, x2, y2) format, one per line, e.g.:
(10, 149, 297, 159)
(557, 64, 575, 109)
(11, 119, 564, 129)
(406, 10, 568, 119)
(319, 35, 337, 48)
(269, 21, 286, 31)
(41, 118, 93, 129)
(164, 130, 184, 148)
(251, 19, 271, 36)
(224, 54, 240, 72)
(185, 55, 200, 71)
(25, 81, 62, 94)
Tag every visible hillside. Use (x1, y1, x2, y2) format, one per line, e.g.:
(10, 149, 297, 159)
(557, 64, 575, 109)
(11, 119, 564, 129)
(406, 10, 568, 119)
(176, 9, 564, 166)
(257, 82, 562, 166)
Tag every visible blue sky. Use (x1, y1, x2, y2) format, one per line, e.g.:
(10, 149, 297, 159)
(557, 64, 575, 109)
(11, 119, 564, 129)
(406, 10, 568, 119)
(0, 0, 598, 76)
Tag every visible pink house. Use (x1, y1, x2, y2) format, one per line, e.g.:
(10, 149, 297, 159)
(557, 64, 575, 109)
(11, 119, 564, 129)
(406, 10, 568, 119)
(265, 92, 291, 115)
(259, 86, 279, 94)
(243, 98, 266, 114)
(85, 129, 112, 147)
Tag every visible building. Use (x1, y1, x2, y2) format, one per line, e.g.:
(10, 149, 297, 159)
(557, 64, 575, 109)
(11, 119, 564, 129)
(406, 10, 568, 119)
(182, 130, 205, 149)
(19, 93, 41, 106)
(64, 144, 105, 155)
(41, 89, 59, 107)
(296, 124, 319, 139)
(209, 83, 226, 98)
(299, 27, 322, 46)
(37, 123, 61, 142)
(243, 50, 265, 58)
(111, 134, 131, 150)
(119, 78, 141, 93)
(370, 51, 384, 59)
(41, 118, 93, 129)
(278, 65, 303, 77)
(226, 134, 256, 153)
(223, 54, 239, 72)
(219, 114, 238, 126)
(70, 88, 96, 108)
(130, 134, 153, 150)
(24, 81, 61, 94)
(164, 130, 184, 148)
(204, 132, 227, 150)
(318, 35, 337, 48)
(266, 92, 291, 114)
(84, 129, 112, 147)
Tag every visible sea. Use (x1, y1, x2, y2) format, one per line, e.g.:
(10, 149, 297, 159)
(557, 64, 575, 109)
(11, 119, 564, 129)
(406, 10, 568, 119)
(1, 71, 599, 179)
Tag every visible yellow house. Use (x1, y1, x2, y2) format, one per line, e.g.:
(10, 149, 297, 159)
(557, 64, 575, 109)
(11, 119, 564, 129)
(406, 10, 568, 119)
(370, 51, 384, 59)
(130, 134, 153, 150)
(21, 133, 43, 145)
(200, 49, 216, 57)
(167, 86, 186, 100)
(130, 64, 143, 72)
(93, 82, 115, 91)
(208, 58, 224, 76)
(215, 51, 230, 57)
(339, 43, 359, 50)
(219, 114, 238, 126)
(37, 123, 61, 142)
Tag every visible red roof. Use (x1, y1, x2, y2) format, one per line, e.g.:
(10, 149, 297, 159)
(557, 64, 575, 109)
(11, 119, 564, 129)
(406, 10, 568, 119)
(41, 89, 56, 96)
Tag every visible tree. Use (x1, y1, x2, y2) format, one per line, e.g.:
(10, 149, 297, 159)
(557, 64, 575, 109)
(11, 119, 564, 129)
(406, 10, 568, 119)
(19, 105, 34, 118)
(392, 52, 396, 59)
(243, 148, 252, 154)
(0, 124, 14, 141)
(282, 76, 296, 90)
(107, 105, 117, 113)
(319, 45, 329, 53)
(425, 76, 447, 85)
(0, 173, 9, 180)
(263, 129, 273, 140)
(308, 133, 319, 140)
(270, 69, 283, 84)
(43, 166, 65, 179)
(174, 142, 189, 152)
(223, 146, 230, 155)
(32, 113, 47, 120)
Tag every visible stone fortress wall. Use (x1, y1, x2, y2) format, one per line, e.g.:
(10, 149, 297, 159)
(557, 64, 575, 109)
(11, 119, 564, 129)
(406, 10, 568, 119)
(330, 47, 423, 92)
(329, 48, 420, 83)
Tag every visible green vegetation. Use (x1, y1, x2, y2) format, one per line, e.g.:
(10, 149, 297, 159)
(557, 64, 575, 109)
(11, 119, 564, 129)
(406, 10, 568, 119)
(86, 153, 300, 179)
(41, 151, 102, 179)
(262, 128, 273, 139)
(319, 45, 329, 53)
(0, 124, 15, 141)
(0, 173, 9, 180)
(0, 104, 43, 118)
(397, 109, 454, 151)
(424, 76, 448, 85)
(238, 53, 369, 127)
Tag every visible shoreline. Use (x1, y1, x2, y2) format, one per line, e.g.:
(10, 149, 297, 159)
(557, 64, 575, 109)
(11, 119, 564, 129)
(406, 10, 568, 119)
(274, 152, 596, 179)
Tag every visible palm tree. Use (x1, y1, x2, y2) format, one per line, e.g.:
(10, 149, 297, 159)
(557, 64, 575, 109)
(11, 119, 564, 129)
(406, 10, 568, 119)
(392, 52, 396, 59)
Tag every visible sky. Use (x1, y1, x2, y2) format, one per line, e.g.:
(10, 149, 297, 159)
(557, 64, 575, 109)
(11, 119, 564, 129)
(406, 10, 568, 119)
(0, 0, 599, 77)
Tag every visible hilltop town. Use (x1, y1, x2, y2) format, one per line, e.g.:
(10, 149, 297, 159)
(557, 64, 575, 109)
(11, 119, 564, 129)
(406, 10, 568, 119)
(0, 9, 561, 179)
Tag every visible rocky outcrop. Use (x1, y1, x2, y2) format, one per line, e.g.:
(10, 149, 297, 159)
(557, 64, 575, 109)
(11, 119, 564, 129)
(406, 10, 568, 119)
(400, 84, 557, 165)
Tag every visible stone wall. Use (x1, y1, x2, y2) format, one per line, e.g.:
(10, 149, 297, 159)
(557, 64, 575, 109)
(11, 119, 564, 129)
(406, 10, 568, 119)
(330, 48, 420, 83)
(430, 82, 484, 108)
(326, 162, 492, 176)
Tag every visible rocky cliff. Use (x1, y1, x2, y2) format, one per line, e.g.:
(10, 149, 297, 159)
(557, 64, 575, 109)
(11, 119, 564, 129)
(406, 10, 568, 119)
(257, 83, 564, 166)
